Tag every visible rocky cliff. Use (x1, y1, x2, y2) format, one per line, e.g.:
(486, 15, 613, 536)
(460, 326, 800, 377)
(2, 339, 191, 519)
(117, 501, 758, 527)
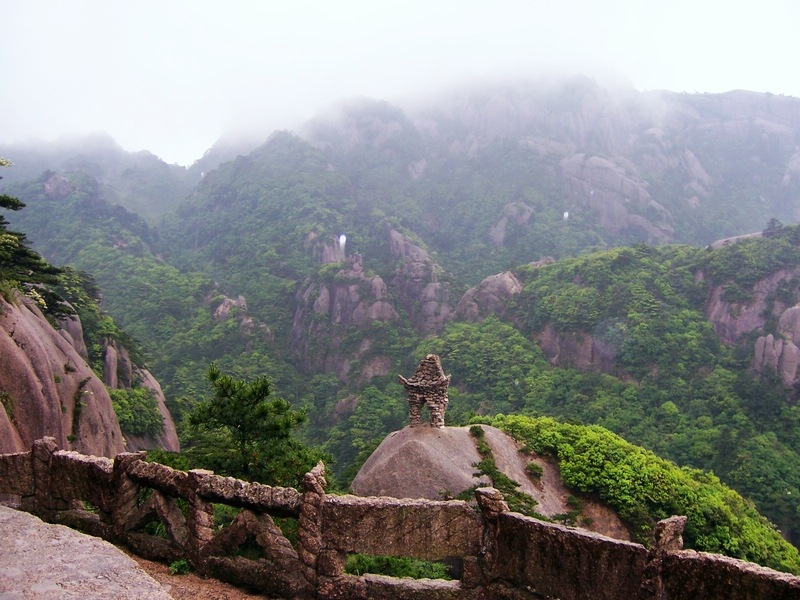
(0, 294, 124, 456)
(291, 228, 453, 381)
(701, 265, 800, 388)
(0, 293, 178, 456)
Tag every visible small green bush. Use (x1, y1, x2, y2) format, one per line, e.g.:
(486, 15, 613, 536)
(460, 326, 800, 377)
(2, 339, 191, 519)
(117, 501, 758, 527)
(168, 559, 191, 575)
(526, 462, 544, 479)
(109, 386, 163, 437)
(345, 554, 451, 579)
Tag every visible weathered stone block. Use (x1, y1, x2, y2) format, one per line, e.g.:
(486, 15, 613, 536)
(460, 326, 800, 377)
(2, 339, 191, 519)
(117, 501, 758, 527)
(0, 451, 33, 496)
(320, 495, 482, 560)
(659, 551, 800, 599)
(490, 512, 647, 600)
(127, 460, 191, 497)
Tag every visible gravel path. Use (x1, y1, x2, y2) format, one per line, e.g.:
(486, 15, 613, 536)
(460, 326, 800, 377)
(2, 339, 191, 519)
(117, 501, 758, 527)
(0, 505, 172, 599)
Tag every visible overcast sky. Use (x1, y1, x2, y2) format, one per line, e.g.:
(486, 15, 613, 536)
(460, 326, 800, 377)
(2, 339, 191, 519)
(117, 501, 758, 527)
(2, 0, 799, 165)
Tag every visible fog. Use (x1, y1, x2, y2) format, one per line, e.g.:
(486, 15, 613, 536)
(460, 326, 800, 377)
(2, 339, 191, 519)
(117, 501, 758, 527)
(2, 0, 799, 165)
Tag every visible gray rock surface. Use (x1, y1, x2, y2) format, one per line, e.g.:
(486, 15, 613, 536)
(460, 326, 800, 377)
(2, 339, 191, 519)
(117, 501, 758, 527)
(0, 505, 172, 599)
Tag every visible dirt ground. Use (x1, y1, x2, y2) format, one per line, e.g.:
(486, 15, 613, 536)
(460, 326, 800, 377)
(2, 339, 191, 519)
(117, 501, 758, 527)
(125, 551, 272, 600)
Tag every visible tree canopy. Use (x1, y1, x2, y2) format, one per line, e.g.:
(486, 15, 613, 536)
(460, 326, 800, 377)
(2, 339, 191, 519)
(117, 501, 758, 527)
(183, 364, 329, 487)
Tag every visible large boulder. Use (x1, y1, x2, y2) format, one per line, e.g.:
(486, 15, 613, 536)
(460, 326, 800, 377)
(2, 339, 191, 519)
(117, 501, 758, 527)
(351, 424, 631, 541)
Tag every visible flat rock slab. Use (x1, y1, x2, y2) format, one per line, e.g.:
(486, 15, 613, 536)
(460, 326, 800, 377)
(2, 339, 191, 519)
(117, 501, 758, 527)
(0, 505, 172, 599)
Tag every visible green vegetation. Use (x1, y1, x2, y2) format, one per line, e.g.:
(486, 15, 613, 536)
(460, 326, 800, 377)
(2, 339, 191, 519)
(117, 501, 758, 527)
(0, 390, 13, 420)
(5, 101, 800, 576)
(182, 364, 329, 487)
(109, 387, 163, 437)
(345, 554, 451, 580)
(467, 424, 540, 517)
(486, 414, 800, 574)
(168, 559, 192, 575)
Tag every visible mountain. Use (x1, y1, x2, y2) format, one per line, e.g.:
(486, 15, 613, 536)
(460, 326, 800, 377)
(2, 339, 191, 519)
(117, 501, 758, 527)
(0, 133, 199, 222)
(4, 76, 800, 566)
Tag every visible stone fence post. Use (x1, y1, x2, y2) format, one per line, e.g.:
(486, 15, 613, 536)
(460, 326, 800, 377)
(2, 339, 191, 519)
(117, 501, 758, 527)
(187, 469, 216, 574)
(297, 462, 327, 593)
(474, 486, 508, 587)
(111, 451, 146, 537)
(31, 437, 61, 517)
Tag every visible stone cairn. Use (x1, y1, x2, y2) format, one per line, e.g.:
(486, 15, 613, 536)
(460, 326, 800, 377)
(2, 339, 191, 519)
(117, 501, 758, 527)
(398, 354, 451, 428)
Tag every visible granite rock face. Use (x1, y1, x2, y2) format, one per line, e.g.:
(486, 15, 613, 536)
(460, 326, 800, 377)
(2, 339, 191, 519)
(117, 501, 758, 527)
(388, 228, 452, 335)
(0, 295, 125, 457)
(292, 253, 399, 381)
(454, 271, 523, 324)
(0, 293, 178, 456)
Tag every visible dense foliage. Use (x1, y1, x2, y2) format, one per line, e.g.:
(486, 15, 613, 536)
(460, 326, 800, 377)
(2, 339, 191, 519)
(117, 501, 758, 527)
(1, 160, 163, 440)
(0, 159, 63, 312)
(486, 414, 800, 574)
(181, 364, 329, 488)
(109, 387, 163, 437)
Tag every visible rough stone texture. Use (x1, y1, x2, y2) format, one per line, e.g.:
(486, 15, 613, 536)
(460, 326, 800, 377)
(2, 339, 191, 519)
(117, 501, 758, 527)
(399, 354, 451, 428)
(453, 271, 523, 324)
(638, 516, 688, 599)
(0, 451, 33, 497)
(103, 338, 133, 389)
(388, 228, 452, 335)
(660, 551, 800, 599)
(58, 313, 88, 359)
(3, 440, 800, 599)
(192, 470, 301, 516)
(318, 574, 474, 600)
(0, 295, 125, 457)
(203, 509, 305, 597)
(350, 426, 489, 499)
(704, 268, 800, 345)
(351, 424, 631, 540)
(298, 462, 327, 592)
(320, 494, 482, 561)
(751, 305, 800, 387)
(127, 459, 192, 497)
(0, 505, 172, 599)
(50, 450, 115, 513)
(491, 512, 649, 600)
(292, 253, 398, 381)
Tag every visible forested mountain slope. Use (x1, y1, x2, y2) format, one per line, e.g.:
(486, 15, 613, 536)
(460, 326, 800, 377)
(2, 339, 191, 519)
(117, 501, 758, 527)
(3, 77, 800, 562)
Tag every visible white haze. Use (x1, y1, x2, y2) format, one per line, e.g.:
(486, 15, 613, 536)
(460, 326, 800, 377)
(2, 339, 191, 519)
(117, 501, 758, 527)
(2, 0, 799, 166)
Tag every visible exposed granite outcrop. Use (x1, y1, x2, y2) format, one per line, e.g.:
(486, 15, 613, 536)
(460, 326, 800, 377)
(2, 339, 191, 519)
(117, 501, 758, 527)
(351, 424, 630, 541)
(388, 228, 452, 335)
(560, 153, 674, 242)
(88, 319, 178, 452)
(487, 202, 534, 247)
(0, 294, 125, 457)
(453, 270, 523, 323)
(292, 254, 398, 381)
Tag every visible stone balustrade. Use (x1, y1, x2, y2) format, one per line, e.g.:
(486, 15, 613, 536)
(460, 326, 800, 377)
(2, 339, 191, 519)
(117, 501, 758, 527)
(1, 438, 799, 599)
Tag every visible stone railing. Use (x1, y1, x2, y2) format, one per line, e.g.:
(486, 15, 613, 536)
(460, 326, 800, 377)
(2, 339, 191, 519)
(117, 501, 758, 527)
(1, 438, 799, 599)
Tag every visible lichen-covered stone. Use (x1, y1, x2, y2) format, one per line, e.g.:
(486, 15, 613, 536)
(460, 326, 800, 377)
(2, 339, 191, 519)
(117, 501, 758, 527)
(320, 494, 482, 560)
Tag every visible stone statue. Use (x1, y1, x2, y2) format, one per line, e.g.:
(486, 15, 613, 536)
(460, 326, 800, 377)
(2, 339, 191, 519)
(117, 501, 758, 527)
(398, 354, 451, 428)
